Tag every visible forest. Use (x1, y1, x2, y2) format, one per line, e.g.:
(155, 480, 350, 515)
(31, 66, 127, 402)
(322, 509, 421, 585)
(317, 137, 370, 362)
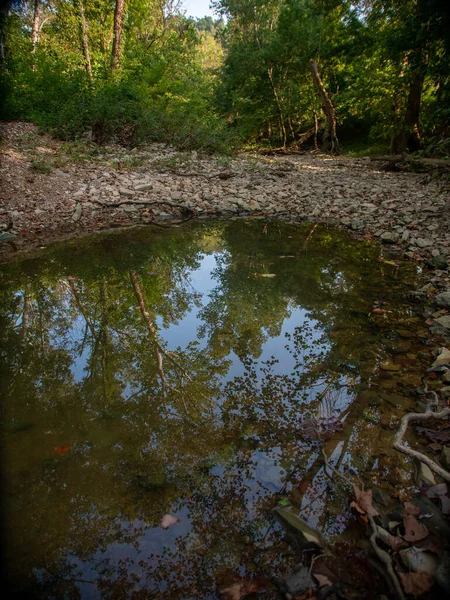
(0, 0, 449, 156)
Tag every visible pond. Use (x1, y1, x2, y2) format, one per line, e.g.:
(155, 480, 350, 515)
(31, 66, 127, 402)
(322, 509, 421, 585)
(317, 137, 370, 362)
(0, 220, 432, 598)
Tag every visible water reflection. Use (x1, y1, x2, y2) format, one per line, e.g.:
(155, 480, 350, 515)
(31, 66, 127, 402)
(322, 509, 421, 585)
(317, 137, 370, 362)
(0, 221, 427, 598)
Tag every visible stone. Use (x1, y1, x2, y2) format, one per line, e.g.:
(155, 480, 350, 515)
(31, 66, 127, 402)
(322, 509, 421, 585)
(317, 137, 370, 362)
(433, 347, 450, 367)
(427, 256, 448, 269)
(135, 183, 153, 191)
(415, 237, 434, 248)
(0, 232, 16, 242)
(380, 231, 400, 244)
(119, 187, 134, 196)
(415, 461, 436, 487)
(436, 315, 450, 330)
(72, 204, 82, 222)
(281, 567, 314, 597)
(434, 292, 450, 309)
(399, 547, 438, 577)
(273, 507, 325, 550)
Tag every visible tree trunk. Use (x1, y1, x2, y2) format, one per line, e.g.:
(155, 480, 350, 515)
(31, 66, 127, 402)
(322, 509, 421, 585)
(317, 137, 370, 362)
(391, 0, 428, 154)
(31, 0, 41, 53)
(268, 67, 287, 148)
(391, 52, 426, 153)
(76, 0, 93, 82)
(111, 0, 126, 72)
(309, 59, 339, 154)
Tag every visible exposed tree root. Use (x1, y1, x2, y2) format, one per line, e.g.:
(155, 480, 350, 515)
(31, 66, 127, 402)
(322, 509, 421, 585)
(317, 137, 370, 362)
(393, 407, 450, 482)
(368, 514, 405, 600)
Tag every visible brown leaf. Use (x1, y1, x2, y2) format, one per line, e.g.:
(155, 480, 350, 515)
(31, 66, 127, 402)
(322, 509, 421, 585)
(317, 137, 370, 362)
(54, 445, 71, 456)
(398, 571, 434, 597)
(220, 577, 270, 600)
(403, 515, 429, 543)
(404, 501, 421, 516)
(428, 442, 442, 452)
(353, 485, 380, 517)
(387, 533, 409, 551)
(313, 573, 333, 588)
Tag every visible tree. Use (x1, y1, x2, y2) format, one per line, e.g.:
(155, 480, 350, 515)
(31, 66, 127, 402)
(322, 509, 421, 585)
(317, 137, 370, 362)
(111, 0, 126, 71)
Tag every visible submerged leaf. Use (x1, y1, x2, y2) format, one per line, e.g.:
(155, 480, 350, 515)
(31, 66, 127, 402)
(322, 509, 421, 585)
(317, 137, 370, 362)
(403, 515, 428, 543)
(54, 445, 71, 456)
(352, 485, 380, 517)
(398, 571, 434, 597)
(220, 576, 270, 600)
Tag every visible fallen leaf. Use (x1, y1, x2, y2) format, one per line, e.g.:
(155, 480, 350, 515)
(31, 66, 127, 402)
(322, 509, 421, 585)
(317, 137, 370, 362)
(397, 571, 434, 597)
(428, 442, 442, 452)
(403, 515, 428, 543)
(160, 514, 179, 529)
(416, 427, 450, 444)
(387, 533, 409, 551)
(404, 501, 421, 516)
(313, 573, 333, 587)
(220, 576, 270, 600)
(425, 317, 434, 326)
(54, 445, 71, 456)
(352, 485, 380, 517)
(372, 307, 384, 314)
(254, 273, 276, 278)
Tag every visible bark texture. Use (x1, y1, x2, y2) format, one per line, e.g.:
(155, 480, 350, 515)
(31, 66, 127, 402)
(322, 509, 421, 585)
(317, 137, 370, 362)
(31, 0, 41, 53)
(111, 0, 126, 71)
(76, 0, 92, 81)
(391, 0, 428, 154)
(309, 59, 339, 154)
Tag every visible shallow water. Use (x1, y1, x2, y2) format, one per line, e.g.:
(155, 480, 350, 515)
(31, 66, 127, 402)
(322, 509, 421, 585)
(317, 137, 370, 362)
(0, 221, 432, 598)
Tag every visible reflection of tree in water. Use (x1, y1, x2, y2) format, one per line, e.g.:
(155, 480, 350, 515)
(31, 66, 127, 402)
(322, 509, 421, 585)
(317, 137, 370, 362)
(0, 222, 421, 598)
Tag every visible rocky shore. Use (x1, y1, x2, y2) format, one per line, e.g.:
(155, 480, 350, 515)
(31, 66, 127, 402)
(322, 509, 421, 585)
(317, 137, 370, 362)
(1, 122, 449, 284)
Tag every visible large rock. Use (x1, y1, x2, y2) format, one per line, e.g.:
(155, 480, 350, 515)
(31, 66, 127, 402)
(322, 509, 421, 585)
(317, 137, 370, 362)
(436, 315, 450, 330)
(380, 231, 400, 244)
(434, 292, 450, 309)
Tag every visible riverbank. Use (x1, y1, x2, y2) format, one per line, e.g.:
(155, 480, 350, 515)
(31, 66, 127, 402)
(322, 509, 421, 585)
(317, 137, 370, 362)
(1, 122, 449, 280)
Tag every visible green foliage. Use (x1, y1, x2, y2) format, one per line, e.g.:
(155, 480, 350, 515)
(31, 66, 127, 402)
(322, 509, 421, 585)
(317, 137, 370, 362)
(1, 0, 449, 154)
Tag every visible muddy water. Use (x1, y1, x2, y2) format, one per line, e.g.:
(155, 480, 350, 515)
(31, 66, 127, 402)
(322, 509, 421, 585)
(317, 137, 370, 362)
(0, 221, 432, 598)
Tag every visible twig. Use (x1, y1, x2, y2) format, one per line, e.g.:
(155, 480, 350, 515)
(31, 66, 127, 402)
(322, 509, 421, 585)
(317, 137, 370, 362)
(368, 514, 405, 600)
(393, 407, 450, 482)
(321, 449, 362, 489)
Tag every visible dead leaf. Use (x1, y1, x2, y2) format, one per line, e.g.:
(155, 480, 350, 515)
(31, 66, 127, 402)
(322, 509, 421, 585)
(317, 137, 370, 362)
(404, 501, 421, 516)
(353, 485, 380, 517)
(160, 514, 179, 529)
(372, 307, 384, 314)
(397, 571, 434, 597)
(428, 442, 442, 452)
(313, 573, 333, 587)
(403, 515, 428, 543)
(54, 445, 71, 456)
(387, 533, 409, 551)
(415, 426, 450, 444)
(220, 577, 270, 600)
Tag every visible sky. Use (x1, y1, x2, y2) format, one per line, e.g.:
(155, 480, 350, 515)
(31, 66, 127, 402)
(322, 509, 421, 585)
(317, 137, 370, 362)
(183, 0, 215, 19)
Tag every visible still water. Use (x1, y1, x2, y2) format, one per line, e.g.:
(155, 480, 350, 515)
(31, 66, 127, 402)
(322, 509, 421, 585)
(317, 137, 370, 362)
(0, 221, 430, 598)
